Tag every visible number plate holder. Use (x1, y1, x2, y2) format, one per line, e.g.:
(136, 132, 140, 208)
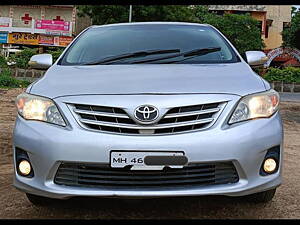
(110, 151, 185, 170)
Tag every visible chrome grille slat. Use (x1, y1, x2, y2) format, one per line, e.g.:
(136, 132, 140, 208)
(80, 118, 214, 130)
(70, 101, 226, 135)
(74, 109, 129, 119)
(164, 108, 220, 118)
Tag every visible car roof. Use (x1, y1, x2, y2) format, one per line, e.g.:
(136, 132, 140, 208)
(89, 22, 212, 29)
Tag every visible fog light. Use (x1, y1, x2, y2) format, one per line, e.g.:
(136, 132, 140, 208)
(263, 158, 277, 173)
(18, 160, 31, 176)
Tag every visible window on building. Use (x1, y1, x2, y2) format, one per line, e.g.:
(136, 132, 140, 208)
(209, 10, 225, 15)
(215, 10, 225, 15)
(233, 11, 245, 15)
(283, 22, 290, 31)
(232, 10, 252, 15)
(265, 24, 269, 38)
(265, 19, 273, 39)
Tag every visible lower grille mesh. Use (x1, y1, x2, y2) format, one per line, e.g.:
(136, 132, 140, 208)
(54, 162, 239, 188)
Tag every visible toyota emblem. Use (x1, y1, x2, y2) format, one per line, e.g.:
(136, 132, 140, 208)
(134, 105, 159, 123)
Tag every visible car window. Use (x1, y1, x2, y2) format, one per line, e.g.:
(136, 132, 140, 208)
(60, 24, 240, 65)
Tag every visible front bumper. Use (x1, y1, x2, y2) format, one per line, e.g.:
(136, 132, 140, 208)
(13, 108, 283, 199)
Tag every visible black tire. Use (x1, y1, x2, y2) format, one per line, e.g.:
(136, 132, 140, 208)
(245, 188, 276, 203)
(26, 193, 56, 206)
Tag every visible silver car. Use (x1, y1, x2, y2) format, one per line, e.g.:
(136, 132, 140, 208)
(13, 22, 283, 205)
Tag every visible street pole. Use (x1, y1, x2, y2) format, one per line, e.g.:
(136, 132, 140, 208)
(129, 5, 132, 22)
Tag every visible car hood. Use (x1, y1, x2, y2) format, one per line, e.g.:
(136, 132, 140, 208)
(29, 63, 266, 98)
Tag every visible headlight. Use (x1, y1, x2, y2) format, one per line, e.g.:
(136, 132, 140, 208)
(229, 89, 279, 124)
(16, 93, 66, 126)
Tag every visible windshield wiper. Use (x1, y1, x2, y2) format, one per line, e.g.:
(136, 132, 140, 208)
(83, 49, 180, 65)
(130, 47, 221, 64)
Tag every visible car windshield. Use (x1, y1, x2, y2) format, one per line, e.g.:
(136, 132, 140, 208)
(59, 24, 240, 65)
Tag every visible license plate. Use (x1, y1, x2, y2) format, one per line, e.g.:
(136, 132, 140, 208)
(110, 151, 186, 170)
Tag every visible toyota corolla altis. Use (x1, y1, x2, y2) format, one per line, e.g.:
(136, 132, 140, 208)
(13, 22, 283, 205)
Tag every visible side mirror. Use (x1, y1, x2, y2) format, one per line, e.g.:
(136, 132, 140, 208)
(28, 54, 53, 69)
(245, 51, 268, 67)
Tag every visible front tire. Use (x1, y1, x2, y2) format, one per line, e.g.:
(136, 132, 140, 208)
(245, 188, 277, 203)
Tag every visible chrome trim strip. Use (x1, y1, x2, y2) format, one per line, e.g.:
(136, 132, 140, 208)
(80, 118, 214, 130)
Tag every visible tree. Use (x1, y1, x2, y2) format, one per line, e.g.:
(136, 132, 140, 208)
(76, 5, 195, 25)
(8, 47, 38, 69)
(192, 6, 265, 53)
(282, 7, 300, 49)
(132, 5, 195, 22)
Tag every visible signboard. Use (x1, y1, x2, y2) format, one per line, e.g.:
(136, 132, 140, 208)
(265, 47, 300, 67)
(39, 35, 54, 45)
(59, 36, 73, 47)
(0, 32, 8, 43)
(0, 17, 10, 27)
(6, 32, 71, 47)
(54, 36, 60, 46)
(35, 20, 70, 32)
(45, 31, 61, 36)
(38, 35, 72, 47)
(8, 33, 39, 45)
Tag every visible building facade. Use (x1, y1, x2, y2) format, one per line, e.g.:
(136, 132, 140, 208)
(208, 5, 292, 50)
(0, 5, 81, 48)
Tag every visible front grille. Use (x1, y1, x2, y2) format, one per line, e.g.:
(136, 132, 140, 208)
(69, 102, 226, 135)
(54, 162, 239, 188)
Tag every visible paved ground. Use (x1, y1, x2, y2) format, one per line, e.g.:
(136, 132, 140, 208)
(0, 88, 299, 219)
(280, 92, 300, 103)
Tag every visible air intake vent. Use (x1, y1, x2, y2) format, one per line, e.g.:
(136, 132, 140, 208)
(55, 162, 239, 188)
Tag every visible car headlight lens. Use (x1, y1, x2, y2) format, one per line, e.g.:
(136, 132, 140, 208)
(16, 93, 66, 126)
(229, 89, 279, 124)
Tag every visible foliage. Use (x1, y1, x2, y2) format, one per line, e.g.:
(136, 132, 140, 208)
(0, 55, 8, 68)
(77, 5, 195, 25)
(8, 47, 38, 69)
(46, 47, 65, 62)
(0, 68, 31, 88)
(77, 5, 129, 24)
(0, 68, 11, 76)
(264, 67, 300, 83)
(192, 6, 265, 53)
(131, 5, 195, 22)
(77, 5, 265, 54)
(282, 9, 300, 49)
(5, 47, 65, 69)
